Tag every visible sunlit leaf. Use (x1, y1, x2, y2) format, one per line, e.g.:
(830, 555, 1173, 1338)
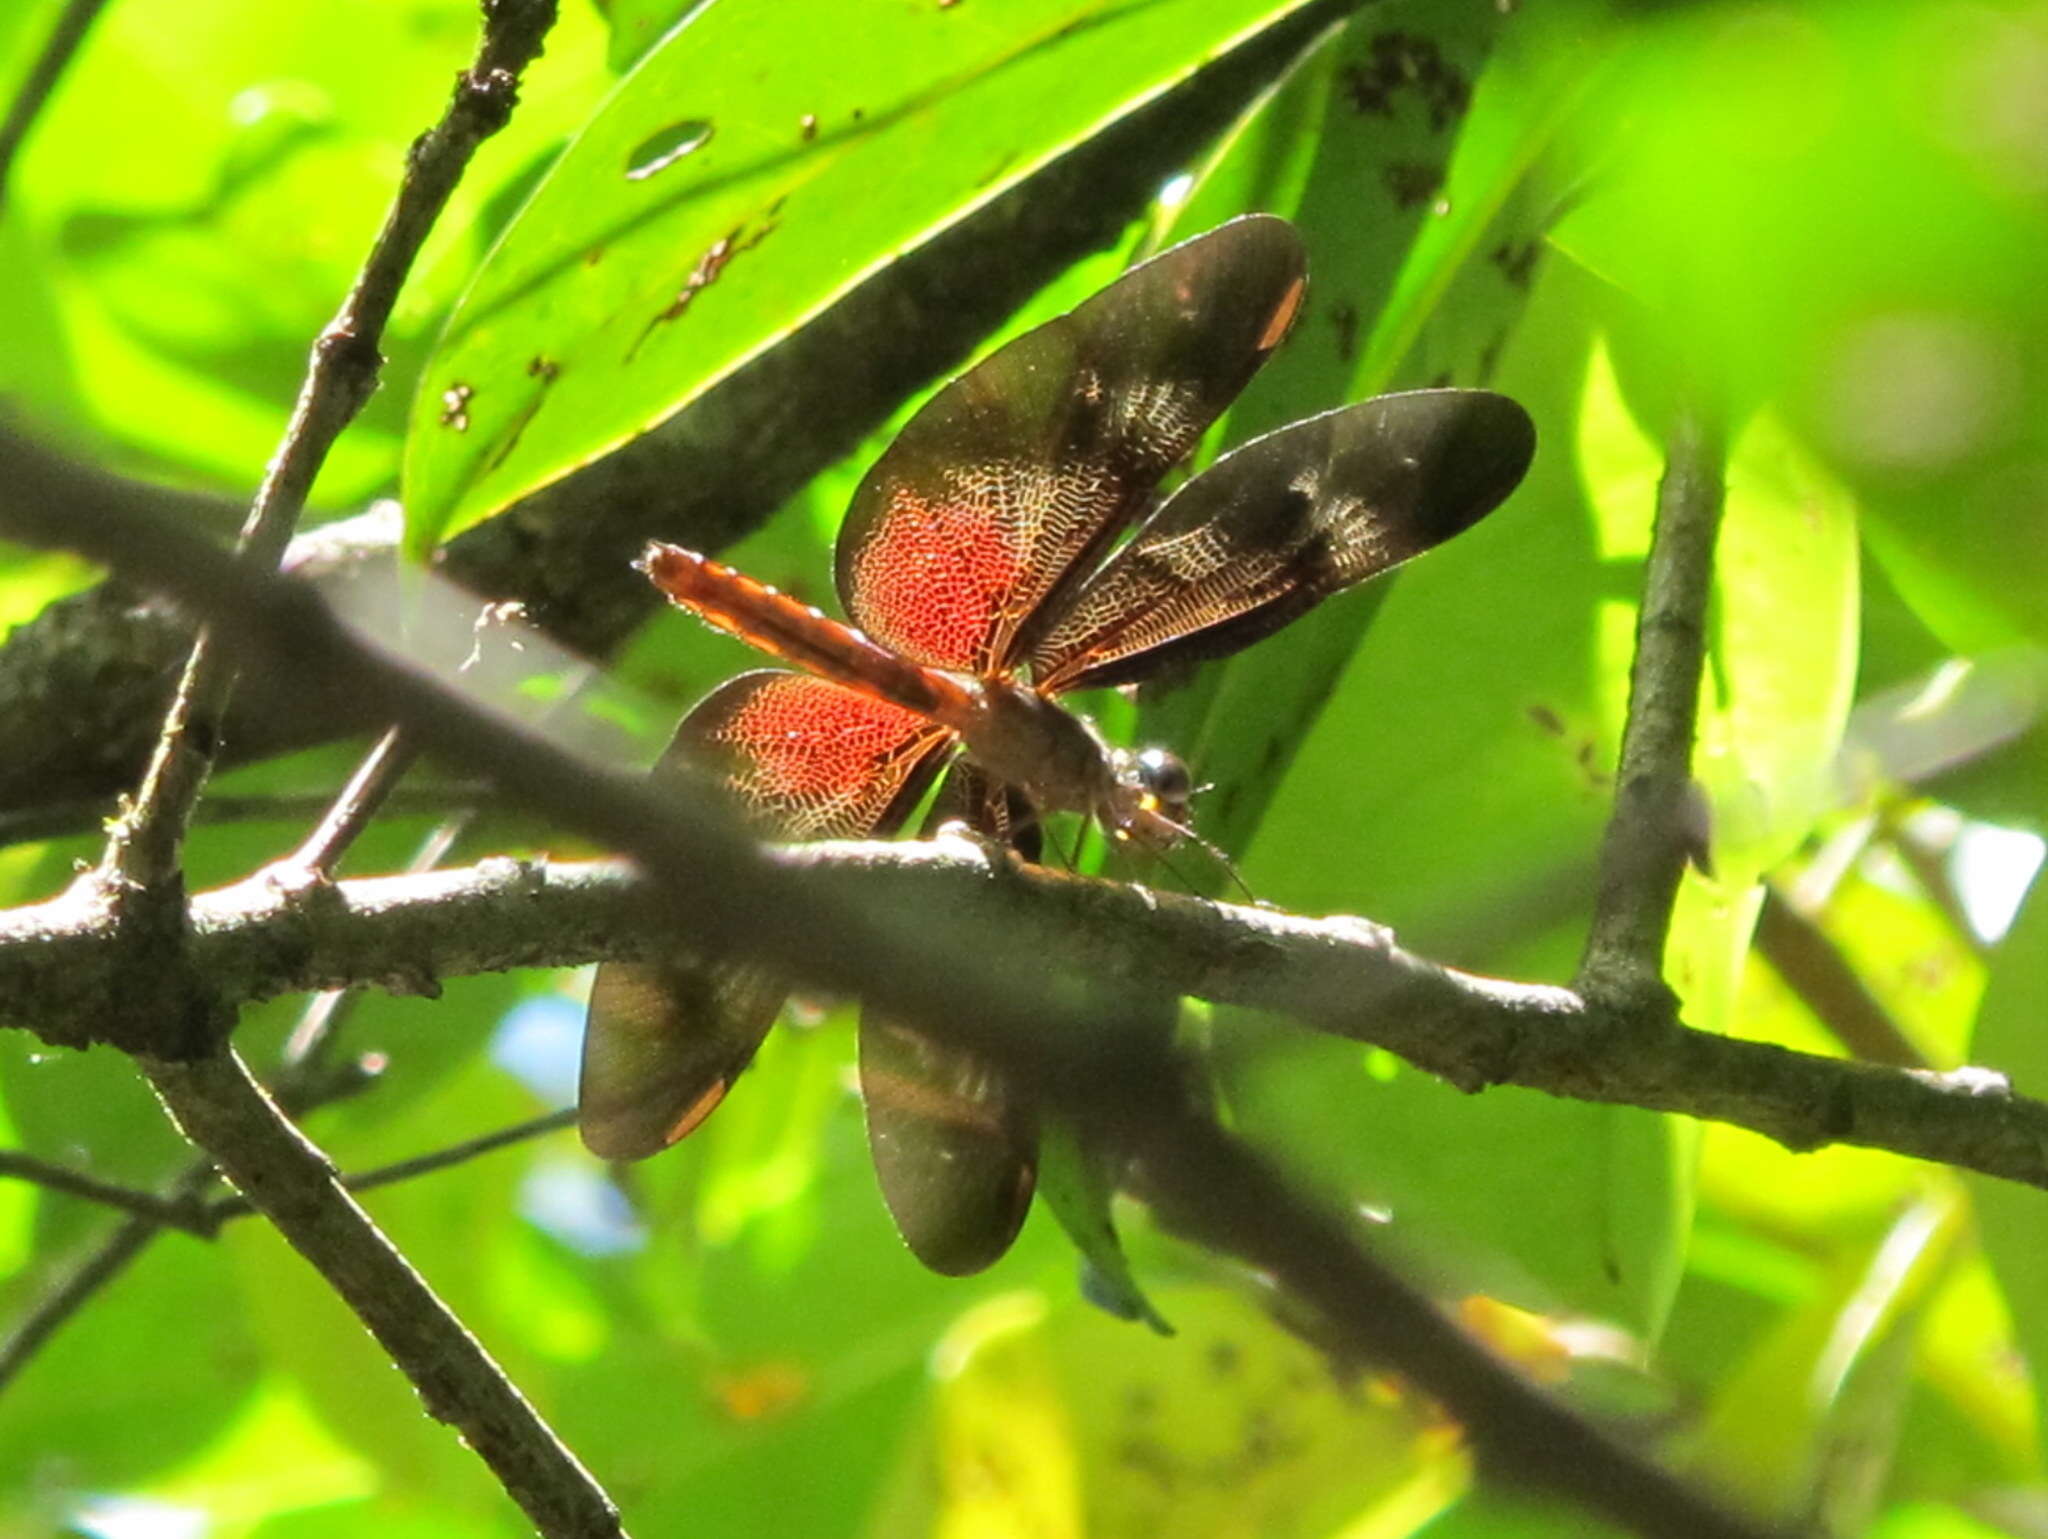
(404, 0, 1335, 555)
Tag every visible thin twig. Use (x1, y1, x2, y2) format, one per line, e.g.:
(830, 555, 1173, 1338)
(1882, 802, 1992, 959)
(0, 0, 112, 211)
(288, 727, 422, 878)
(284, 762, 486, 1071)
(0, 1150, 214, 1233)
(3, 1107, 576, 1232)
(145, 1049, 622, 1539)
(1577, 407, 1726, 1006)
(100, 0, 560, 892)
(0, 1210, 166, 1393)
(209, 1108, 577, 1223)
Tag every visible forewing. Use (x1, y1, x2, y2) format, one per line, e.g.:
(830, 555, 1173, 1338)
(837, 215, 1307, 672)
(1033, 389, 1537, 692)
(860, 764, 1037, 1274)
(581, 671, 952, 1160)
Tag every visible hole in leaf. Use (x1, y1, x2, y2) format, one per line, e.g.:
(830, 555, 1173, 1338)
(625, 119, 713, 180)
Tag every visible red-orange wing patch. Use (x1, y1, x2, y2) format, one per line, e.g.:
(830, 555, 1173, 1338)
(689, 669, 954, 840)
(580, 670, 952, 1161)
(836, 216, 1308, 673)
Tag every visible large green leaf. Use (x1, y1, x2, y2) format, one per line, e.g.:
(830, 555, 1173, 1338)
(876, 1286, 1453, 1539)
(403, 0, 1333, 556)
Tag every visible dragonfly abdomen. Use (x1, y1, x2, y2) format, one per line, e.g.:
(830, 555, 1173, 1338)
(640, 542, 972, 721)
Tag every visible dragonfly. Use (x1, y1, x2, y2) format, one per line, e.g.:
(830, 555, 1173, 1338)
(581, 214, 1535, 1275)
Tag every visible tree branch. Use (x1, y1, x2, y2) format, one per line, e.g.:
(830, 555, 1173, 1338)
(0, 1109, 576, 1233)
(0, 409, 1788, 1539)
(0, 1149, 213, 1234)
(1754, 885, 1928, 1069)
(1136, 1108, 1776, 1539)
(1578, 406, 1726, 1007)
(144, 1049, 624, 1539)
(5, 839, 2041, 1193)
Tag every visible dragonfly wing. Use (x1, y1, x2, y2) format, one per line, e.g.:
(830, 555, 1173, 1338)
(837, 215, 1307, 673)
(580, 671, 952, 1160)
(860, 764, 1037, 1274)
(1032, 389, 1536, 692)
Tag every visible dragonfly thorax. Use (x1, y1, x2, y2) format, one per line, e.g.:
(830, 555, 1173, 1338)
(944, 677, 1195, 851)
(946, 675, 1122, 823)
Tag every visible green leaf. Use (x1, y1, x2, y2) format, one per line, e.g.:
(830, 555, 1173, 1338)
(1215, 257, 1693, 1337)
(600, 0, 702, 73)
(403, 0, 1333, 556)
(887, 1286, 1454, 1539)
(1684, 1195, 1962, 1523)
(1037, 1118, 1172, 1337)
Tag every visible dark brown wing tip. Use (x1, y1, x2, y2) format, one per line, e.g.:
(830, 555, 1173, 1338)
(900, 1162, 1037, 1277)
(577, 1077, 729, 1162)
(1387, 388, 1538, 545)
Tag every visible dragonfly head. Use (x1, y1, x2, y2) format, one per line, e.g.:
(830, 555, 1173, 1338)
(1105, 745, 1195, 851)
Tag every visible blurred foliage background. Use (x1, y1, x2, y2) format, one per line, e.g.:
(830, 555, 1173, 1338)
(2, 0, 2047, 1535)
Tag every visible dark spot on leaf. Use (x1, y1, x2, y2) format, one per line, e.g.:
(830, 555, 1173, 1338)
(1383, 158, 1444, 211)
(851, 106, 865, 122)
(624, 119, 714, 181)
(1117, 1436, 1179, 1489)
(1576, 737, 1612, 788)
(439, 382, 474, 432)
(627, 218, 780, 360)
(1426, 370, 1453, 390)
(1208, 1338, 1242, 1378)
(1605, 1255, 1623, 1285)
(527, 355, 560, 384)
(481, 394, 545, 475)
(1340, 33, 1470, 131)
(799, 113, 818, 141)
(1476, 330, 1505, 385)
(1327, 301, 1359, 364)
(1491, 238, 1541, 289)
(1527, 703, 1566, 736)
(583, 245, 605, 267)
